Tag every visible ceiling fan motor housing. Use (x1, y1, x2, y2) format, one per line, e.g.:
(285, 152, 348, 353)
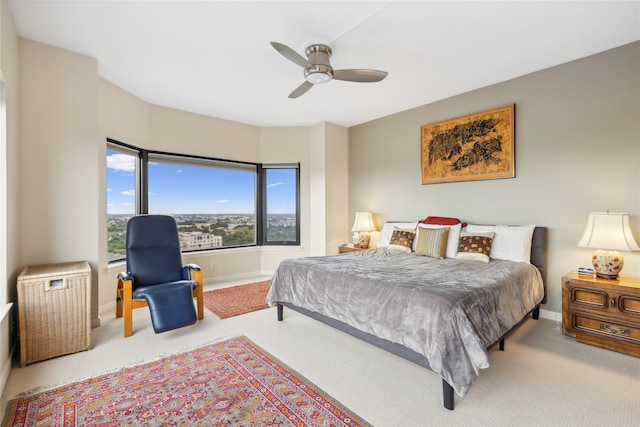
(304, 44, 333, 84)
(270, 40, 388, 98)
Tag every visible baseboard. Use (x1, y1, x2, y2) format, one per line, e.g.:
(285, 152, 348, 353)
(207, 271, 268, 285)
(1, 339, 16, 387)
(101, 300, 116, 316)
(539, 308, 561, 322)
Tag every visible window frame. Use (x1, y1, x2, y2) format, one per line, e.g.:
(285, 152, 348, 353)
(106, 138, 300, 263)
(260, 163, 301, 246)
(0, 72, 7, 309)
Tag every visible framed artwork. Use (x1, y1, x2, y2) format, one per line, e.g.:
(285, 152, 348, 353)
(420, 104, 514, 184)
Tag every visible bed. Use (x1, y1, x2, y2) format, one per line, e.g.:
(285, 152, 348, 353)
(266, 220, 547, 410)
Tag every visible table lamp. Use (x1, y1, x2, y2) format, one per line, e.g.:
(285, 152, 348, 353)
(352, 212, 375, 249)
(577, 212, 640, 279)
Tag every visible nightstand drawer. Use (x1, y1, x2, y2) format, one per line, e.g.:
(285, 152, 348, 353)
(567, 285, 640, 320)
(572, 313, 640, 344)
(571, 287, 608, 309)
(620, 295, 640, 317)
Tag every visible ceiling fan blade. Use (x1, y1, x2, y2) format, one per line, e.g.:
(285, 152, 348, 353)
(288, 81, 314, 99)
(333, 69, 388, 83)
(270, 42, 308, 68)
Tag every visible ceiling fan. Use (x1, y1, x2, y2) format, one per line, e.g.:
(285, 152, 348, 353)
(270, 41, 388, 98)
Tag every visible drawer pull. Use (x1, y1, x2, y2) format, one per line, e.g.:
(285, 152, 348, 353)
(610, 298, 617, 308)
(600, 323, 629, 336)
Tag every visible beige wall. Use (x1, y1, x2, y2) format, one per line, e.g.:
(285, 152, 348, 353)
(149, 104, 260, 161)
(18, 38, 101, 320)
(309, 123, 328, 256)
(308, 122, 350, 256)
(323, 123, 349, 254)
(349, 41, 640, 313)
(0, 0, 19, 396)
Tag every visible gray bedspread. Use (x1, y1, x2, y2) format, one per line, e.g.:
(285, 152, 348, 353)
(266, 248, 544, 397)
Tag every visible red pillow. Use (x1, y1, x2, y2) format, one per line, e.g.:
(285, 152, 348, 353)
(419, 216, 468, 227)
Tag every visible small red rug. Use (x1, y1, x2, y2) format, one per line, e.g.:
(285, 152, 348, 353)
(203, 280, 271, 319)
(2, 336, 370, 427)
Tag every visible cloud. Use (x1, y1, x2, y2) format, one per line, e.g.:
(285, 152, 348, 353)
(121, 189, 135, 196)
(267, 182, 285, 188)
(106, 153, 135, 172)
(119, 202, 133, 207)
(176, 169, 182, 173)
(215, 199, 230, 204)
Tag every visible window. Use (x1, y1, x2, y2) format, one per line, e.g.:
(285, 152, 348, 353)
(262, 165, 300, 245)
(106, 139, 299, 263)
(106, 143, 139, 262)
(147, 153, 257, 250)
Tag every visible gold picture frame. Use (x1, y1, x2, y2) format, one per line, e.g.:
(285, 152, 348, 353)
(420, 104, 514, 184)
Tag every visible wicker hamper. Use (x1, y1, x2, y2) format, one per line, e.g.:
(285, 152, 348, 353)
(17, 261, 92, 367)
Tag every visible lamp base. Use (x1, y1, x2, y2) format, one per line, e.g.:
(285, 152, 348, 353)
(592, 249, 624, 280)
(352, 232, 360, 245)
(356, 232, 371, 249)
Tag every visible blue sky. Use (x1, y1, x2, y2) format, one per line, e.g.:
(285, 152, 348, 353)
(106, 151, 296, 215)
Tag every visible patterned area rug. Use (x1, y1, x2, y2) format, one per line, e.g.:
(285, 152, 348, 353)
(203, 280, 271, 319)
(2, 336, 370, 427)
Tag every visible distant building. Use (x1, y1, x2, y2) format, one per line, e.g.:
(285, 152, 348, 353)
(179, 231, 223, 250)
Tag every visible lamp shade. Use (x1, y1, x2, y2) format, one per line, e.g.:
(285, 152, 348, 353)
(578, 212, 640, 251)
(351, 212, 375, 232)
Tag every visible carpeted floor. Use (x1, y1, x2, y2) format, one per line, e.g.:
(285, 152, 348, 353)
(2, 336, 370, 427)
(203, 280, 271, 319)
(2, 275, 638, 426)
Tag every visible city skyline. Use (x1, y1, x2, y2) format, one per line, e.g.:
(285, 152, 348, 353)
(107, 212, 297, 261)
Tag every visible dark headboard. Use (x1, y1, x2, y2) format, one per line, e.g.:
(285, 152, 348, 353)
(531, 226, 548, 304)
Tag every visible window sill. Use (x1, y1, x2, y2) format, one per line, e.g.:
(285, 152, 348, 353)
(260, 245, 304, 252)
(107, 245, 299, 273)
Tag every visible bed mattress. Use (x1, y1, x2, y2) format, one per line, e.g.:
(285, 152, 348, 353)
(266, 248, 544, 396)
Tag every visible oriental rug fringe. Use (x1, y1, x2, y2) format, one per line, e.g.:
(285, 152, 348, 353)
(203, 280, 271, 319)
(2, 336, 370, 427)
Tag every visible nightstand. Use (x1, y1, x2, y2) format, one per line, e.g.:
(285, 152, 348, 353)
(562, 272, 640, 357)
(338, 244, 368, 254)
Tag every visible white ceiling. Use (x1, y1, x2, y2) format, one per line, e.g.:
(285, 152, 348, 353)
(8, 1, 640, 127)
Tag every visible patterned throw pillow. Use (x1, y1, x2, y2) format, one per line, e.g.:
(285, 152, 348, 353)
(388, 228, 416, 253)
(415, 227, 450, 259)
(456, 232, 495, 262)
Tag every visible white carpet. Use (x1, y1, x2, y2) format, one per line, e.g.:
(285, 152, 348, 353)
(2, 276, 639, 426)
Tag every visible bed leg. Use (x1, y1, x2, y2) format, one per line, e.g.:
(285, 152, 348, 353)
(532, 305, 540, 320)
(277, 303, 283, 321)
(442, 379, 454, 410)
(499, 338, 505, 351)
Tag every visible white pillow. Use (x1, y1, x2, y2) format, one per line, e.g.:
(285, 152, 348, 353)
(465, 224, 535, 263)
(376, 222, 418, 247)
(415, 223, 462, 258)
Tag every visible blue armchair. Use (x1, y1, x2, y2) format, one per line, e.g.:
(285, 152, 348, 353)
(116, 215, 204, 337)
